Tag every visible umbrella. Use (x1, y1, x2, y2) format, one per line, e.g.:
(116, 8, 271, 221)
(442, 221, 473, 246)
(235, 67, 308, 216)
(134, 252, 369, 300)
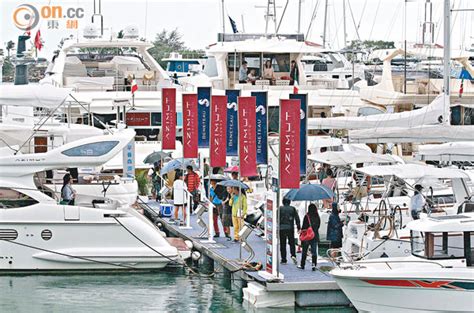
(205, 174, 229, 181)
(224, 165, 239, 173)
(284, 183, 333, 201)
(458, 68, 473, 80)
(217, 179, 250, 190)
(143, 151, 171, 164)
(160, 159, 182, 175)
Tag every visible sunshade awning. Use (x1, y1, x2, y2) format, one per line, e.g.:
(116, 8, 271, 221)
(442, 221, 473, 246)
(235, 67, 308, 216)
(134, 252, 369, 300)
(356, 164, 470, 180)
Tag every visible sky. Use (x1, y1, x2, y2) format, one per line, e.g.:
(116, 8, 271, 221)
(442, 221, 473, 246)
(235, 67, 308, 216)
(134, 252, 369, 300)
(1, 0, 472, 59)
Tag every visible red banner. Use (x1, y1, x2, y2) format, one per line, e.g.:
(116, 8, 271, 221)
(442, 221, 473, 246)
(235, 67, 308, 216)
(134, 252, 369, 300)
(161, 88, 176, 150)
(238, 96, 257, 177)
(126, 112, 150, 126)
(182, 94, 198, 158)
(280, 99, 300, 189)
(210, 95, 227, 168)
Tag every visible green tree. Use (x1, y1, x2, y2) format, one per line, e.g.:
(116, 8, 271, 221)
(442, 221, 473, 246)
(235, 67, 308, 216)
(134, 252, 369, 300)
(346, 40, 395, 51)
(6, 40, 15, 58)
(148, 28, 204, 68)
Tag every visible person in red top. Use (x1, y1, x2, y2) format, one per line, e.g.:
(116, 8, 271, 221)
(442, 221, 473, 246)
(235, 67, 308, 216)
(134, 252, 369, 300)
(185, 165, 200, 212)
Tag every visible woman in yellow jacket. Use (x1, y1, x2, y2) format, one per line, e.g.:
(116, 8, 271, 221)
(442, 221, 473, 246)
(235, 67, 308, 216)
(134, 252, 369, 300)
(229, 187, 247, 242)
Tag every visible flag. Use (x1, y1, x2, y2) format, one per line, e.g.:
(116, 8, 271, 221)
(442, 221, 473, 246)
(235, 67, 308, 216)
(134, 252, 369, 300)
(210, 95, 227, 167)
(251, 91, 268, 165)
(161, 88, 176, 150)
(182, 94, 199, 158)
(197, 87, 211, 148)
(293, 85, 299, 94)
(34, 30, 42, 51)
(131, 79, 138, 94)
(238, 96, 257, 177)
(225, 89, 240, 156)
(279, 99, 300, 189)
(228, 16, 238, 33)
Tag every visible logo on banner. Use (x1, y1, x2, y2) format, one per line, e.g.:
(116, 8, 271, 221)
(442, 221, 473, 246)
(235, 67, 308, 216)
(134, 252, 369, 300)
(225, 90, 240, 156)
(210, 95, 227, 167)
(279, 99, 300, 189)
(252, 91, 268, 165)
(162, 88, 176, 150)
(290, 93, 308, 176)
(238, 97, 257, 177)
(197, 87, 211, 148)
(183, 94, 198, 158)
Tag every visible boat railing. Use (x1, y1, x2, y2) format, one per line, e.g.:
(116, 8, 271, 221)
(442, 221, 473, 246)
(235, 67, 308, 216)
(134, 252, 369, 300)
(356, 259, 448, 270)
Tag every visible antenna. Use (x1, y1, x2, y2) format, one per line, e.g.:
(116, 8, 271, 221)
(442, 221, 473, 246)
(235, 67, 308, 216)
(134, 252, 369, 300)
(255, 0, 281, 36)
(422, 0, 435, 45)
(92, 0, 104, 36)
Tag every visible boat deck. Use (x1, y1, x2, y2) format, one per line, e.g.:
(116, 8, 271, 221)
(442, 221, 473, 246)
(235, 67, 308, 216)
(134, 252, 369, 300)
(140, 199, 350, 307)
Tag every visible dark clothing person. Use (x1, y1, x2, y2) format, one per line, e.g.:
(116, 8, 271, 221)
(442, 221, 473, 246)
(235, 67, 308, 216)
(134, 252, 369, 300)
(327, 203, 344, 249)
(279, 200, 301, 263)
(290, 61, 299, 85)
(299, 205, 320, 270)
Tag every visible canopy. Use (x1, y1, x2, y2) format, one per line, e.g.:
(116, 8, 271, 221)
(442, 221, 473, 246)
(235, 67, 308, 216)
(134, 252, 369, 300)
(349, 125, 474, 143)
(407, 214, 474, 233)
(415, 142, 474, 162)
(0, 84, 72, 108)
(207, 37, 324, 54)
(356, 164, 470, 180)
(308, 94, 445, 130)
(308, 151, 398, 167)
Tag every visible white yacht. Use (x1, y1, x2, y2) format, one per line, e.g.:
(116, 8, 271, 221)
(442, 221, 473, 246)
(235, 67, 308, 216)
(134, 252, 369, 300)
(162, 52, 206, 80)
(332, 212, 474, 312)
(0, 129, 179, 272)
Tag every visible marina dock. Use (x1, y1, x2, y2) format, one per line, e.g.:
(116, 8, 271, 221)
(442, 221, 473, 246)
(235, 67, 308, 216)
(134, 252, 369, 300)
(140, 200, 351, 308)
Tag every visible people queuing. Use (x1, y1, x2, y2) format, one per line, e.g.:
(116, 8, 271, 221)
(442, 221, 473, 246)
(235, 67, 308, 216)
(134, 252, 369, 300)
(230, 187, 247, 242)
(278, 198, 301, 264)
(209, 180, 223, 237)
(184, 165, 200, 213)
(172, 170, 187, 224)
(298, 203, 320, 271)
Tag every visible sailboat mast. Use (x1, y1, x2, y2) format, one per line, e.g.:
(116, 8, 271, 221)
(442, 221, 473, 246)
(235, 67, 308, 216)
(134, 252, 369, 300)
(343, 0, 347, 47)
(322, 0, 329, 48)
(442, 0, 451, 124)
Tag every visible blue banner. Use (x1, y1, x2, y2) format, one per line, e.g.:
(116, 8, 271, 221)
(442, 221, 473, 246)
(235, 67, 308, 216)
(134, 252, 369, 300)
(197, 87, 211, 148)
(289, 93, 307, 176)
(225, 89, 240, 156)
(251, 91, 268, 165)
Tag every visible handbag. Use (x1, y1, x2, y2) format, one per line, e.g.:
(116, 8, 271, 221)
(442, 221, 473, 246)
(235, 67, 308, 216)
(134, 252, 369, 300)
(299, 215, 315, 242)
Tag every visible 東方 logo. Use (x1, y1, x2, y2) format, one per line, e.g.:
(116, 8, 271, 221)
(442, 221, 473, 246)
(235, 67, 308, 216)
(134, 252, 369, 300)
(13, 4, 39, 30)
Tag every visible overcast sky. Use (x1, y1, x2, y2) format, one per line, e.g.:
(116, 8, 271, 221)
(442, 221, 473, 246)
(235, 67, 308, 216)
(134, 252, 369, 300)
(1, 0, 472, 58)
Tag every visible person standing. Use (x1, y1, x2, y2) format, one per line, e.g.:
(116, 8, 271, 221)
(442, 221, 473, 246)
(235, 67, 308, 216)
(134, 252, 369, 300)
(322, 168, 336, 209)
(298, 204, 321, 271)
(279, 198, 301, 264)
(263, 60, 275, 84)
(147, 161, 162, 201)
(289, 60, 299, 85)
(239, 61, 249, 83)
(185, 165, 200, 213)
(209, 180, 223, 237)
(410, 184, 425, 220)
(220, 186, 233, 239)
(60, 173, 76, 205)
(326, 202, 344, 258)
(230, 187, 247, 242)
(172, 171, 188, 224)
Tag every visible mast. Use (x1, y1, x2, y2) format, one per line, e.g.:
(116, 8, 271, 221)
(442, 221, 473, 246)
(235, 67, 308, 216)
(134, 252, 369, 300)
(342, 0, 347, 47)
(298, 0, 302, 34)
(322, 0, 329, 48)
(221, 0, 225, 44)
(443, 0, 450, 122)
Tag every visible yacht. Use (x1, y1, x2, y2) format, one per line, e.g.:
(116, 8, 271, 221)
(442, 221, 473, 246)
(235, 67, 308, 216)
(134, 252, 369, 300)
(331, 212, 474, 312)
(162, 52, 206, 81)
(0, 129, 179, 271)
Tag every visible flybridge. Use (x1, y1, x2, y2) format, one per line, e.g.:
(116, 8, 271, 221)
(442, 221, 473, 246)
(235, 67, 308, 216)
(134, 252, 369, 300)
(217, 33, 304, 43)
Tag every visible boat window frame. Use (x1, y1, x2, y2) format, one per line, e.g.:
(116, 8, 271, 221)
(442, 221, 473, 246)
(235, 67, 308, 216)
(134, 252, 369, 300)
(411, 230, 470, 261)
(0, 187, 39, 209)
(61, 141, 119, 157)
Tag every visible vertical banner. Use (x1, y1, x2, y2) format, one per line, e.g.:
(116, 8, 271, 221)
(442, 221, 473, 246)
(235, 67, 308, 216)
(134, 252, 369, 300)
(197, 87, 211, 148)
(182, 94, 198, 158)
(161, 88, 176, 150)
(251, 91, 268, 165)
(279, 99, 300, 189)
(265, 192, 274, 275)
(122, 139, 135, 178)
(225, 89, 240, 156)
(210, 95, 227, 167)
(289, 93, 308, 175)
(238, 96, 257, 177)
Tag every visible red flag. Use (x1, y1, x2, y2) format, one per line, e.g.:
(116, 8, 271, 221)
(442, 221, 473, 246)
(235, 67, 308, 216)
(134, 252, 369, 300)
(279, 99, 300, 189)
(131, 79, 138, 94)
(34, 30, 42, 51)
(210, 95, 227, 167)
(161, 88, 176, 150)
(238, 96, 257, 177)
(293, 85, 299, 94)
(459, 79, 464, 97)
(182, 94, 198, 158)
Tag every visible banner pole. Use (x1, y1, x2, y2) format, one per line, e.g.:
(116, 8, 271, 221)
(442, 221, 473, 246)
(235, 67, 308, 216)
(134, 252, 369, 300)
(209, 165, 214, 240)
(276, 100, 281, 278)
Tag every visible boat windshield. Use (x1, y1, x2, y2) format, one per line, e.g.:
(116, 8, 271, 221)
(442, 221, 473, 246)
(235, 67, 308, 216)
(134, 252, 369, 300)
(411, 230, 467, 260)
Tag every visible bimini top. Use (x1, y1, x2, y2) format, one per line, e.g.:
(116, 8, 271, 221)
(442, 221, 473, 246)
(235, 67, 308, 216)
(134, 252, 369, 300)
(415, 142, 474, 162)
(0, 129, 135, 177)
(407, 213, 474, 232)
(207, 37, 324, 54)
(357, 164, 471, 180)
(0, 84, 72, 108)
(308, 151, 397, 167)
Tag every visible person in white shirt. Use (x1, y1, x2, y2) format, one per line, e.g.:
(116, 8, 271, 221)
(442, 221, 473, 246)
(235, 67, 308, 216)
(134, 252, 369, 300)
(410, 184, 425, 220)
(173, 171, 188, 223)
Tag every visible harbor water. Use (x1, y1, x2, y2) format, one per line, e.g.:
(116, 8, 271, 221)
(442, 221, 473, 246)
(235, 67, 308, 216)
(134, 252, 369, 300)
(0, 269, 356, 312)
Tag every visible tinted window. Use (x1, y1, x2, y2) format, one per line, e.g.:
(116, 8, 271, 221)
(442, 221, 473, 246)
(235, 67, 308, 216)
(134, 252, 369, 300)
(0, 188, 38, 208)
(62, 141, 119, 157)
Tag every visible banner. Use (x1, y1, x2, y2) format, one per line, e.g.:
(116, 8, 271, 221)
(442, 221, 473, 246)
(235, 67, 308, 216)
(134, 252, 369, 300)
(182, 94, 198, 158)
(225, 89, 240, 156)
(210, 95, 227, 168)
(238, 96, 257, 177)
(279, 99, 300, 189)
(122, 139, 135, 178)
(197, 87, 211, 148)
(251, 91, 268, 165)
(289, 93, 307, 175)
(161, 88, 176, 150)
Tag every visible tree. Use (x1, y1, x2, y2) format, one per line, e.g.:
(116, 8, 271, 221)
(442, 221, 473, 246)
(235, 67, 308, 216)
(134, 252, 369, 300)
(148, 28, 204, 68)
(6, 40, 15, 58)
(346, 40, 395, 51)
